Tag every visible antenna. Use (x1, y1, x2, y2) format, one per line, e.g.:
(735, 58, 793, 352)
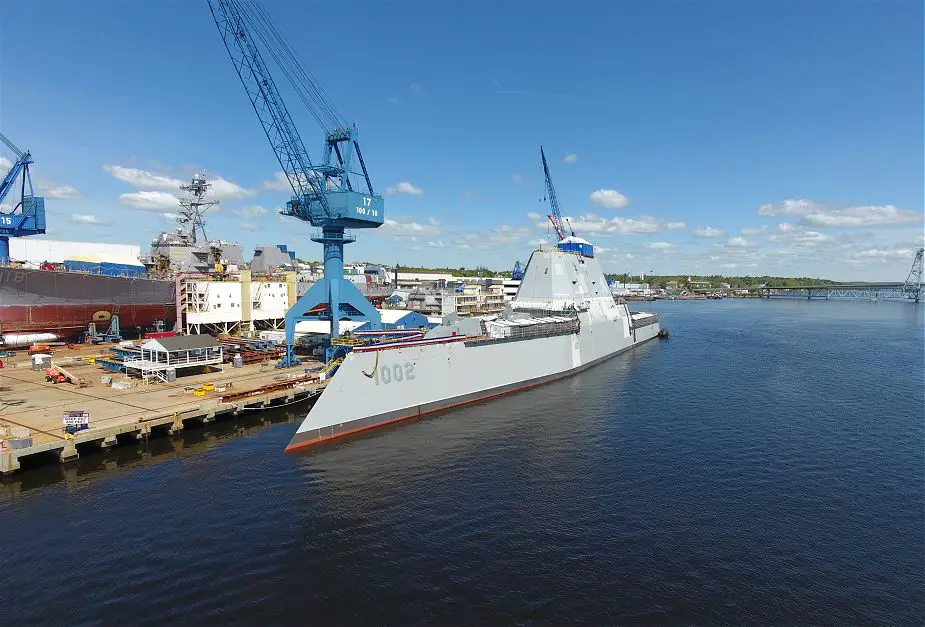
(178, 173, 219, 244)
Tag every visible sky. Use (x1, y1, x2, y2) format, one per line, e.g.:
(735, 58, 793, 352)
(1, 0, 923, 281)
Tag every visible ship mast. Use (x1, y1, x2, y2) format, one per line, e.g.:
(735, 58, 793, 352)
(178, 174, 219, 244)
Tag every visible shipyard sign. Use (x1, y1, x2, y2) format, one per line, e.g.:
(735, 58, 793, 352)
(62, 411, 90, 427)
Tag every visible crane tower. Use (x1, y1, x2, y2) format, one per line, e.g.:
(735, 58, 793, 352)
(208, 0, 384, 366)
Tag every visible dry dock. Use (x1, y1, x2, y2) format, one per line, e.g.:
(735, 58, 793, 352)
(0, 346, 324, 474)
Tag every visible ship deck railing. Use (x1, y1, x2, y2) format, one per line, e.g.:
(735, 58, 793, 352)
(483, 315, 580, 342)
(630, 312, 659, 329)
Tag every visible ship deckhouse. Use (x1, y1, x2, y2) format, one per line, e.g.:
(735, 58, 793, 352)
(556, 235, 594, 258)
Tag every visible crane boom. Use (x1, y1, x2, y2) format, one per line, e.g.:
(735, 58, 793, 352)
(0, 132, 32, 209)
(541, 146, 567, 241)
(208, 0, 329, 218)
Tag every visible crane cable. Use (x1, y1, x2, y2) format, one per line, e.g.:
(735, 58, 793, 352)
(236, 0, 346, 134)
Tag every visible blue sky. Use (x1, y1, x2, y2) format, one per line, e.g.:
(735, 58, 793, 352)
(2, 0, 922, 280)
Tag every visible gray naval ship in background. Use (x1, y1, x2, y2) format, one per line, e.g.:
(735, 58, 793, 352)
(287, 235, 661, 452)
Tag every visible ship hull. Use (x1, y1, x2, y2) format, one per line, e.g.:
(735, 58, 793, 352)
(287, 310, 660, 452)
(0, 267, 175, 336)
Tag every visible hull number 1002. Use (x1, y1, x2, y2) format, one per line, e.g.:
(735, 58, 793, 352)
(374, 362, 415, 385)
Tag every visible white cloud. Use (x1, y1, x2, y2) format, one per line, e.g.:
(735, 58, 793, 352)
(528, 238, 548, 246)
(119, 191, 181, 211)
(208, 176, 254, 202)
(105, 164, 253, 204)
(427, 240, 445, 248)
(161, 212, 180, 223)
(452, 226, 532, 251)
(385, 181, 424, 196)
(564, 153, 579, 163)
(44, 185, 81, 200)
(409, 82, 426, 96)
(757, 199, 824, 217)
(380, 217, 440, 236)
(644, 242, 675, 250)
(666, 221, 686, 231)
(804, 205, 923, 228)
(511, 173, 524, 184)
(239, 222, 262, 232)
(533, 212, 677, 235)
(69, 213, 107, 226)
(589, 189, 629, 210)
(720, 263, 738, 269)
(233, 205, 269, 218)
(769, 226, 833, 247)
(262, 171, 291, 191)
(741, 225, 769, 236)
(726, 236, 749, 248)
(693, 226, 724, 238)
(757, 198, 923, 228)
(854, 248, 916, 260)
(0, 156, 10, 170)
(486, 224, 530, 243)
(103, 165, 183, 190)
(526, 211, 542, 220)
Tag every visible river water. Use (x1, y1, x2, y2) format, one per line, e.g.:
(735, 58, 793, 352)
(1, 299, 922, 625)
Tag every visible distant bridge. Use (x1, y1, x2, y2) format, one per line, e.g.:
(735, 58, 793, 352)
(758, 283, 913, 302)
(759, 248, 924, 303)
(688, 248, 924, 303)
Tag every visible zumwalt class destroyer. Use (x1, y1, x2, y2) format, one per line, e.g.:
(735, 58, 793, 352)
(286, 236, 661, 452)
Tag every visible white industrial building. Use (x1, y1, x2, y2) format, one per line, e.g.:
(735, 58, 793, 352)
(181, 270, 295, 336)
(610, 282, 652, 297)
(9, 238, 144, 272)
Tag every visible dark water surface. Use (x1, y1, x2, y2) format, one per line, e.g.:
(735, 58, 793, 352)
(1, 299, 923, 625)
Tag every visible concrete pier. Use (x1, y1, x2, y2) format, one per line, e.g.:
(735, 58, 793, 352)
(0, 348, 324, 474)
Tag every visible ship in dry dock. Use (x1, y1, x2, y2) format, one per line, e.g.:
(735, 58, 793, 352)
(0, 175, 246, 346)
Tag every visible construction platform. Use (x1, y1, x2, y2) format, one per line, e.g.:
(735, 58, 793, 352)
(0, 345, 324, 474)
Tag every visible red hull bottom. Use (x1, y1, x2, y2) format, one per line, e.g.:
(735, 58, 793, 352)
(0, 304, 177, 337)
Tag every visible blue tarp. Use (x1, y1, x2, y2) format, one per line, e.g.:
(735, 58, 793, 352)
(63, 260, 147, 278)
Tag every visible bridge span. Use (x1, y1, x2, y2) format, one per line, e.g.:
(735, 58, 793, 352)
(759, 248, 924, 303)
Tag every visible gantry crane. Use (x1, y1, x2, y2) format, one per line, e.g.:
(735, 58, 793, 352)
(208, 0, 384, 366)
(0, 132, 46, 264)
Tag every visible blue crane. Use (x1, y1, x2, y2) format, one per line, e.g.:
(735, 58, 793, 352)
(207, 0, 384, 366)
(540, 146, 593, 258)
(0, 132, 46, 264)
(541, 145, 572, 241)
(511, 260, 524, 281)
